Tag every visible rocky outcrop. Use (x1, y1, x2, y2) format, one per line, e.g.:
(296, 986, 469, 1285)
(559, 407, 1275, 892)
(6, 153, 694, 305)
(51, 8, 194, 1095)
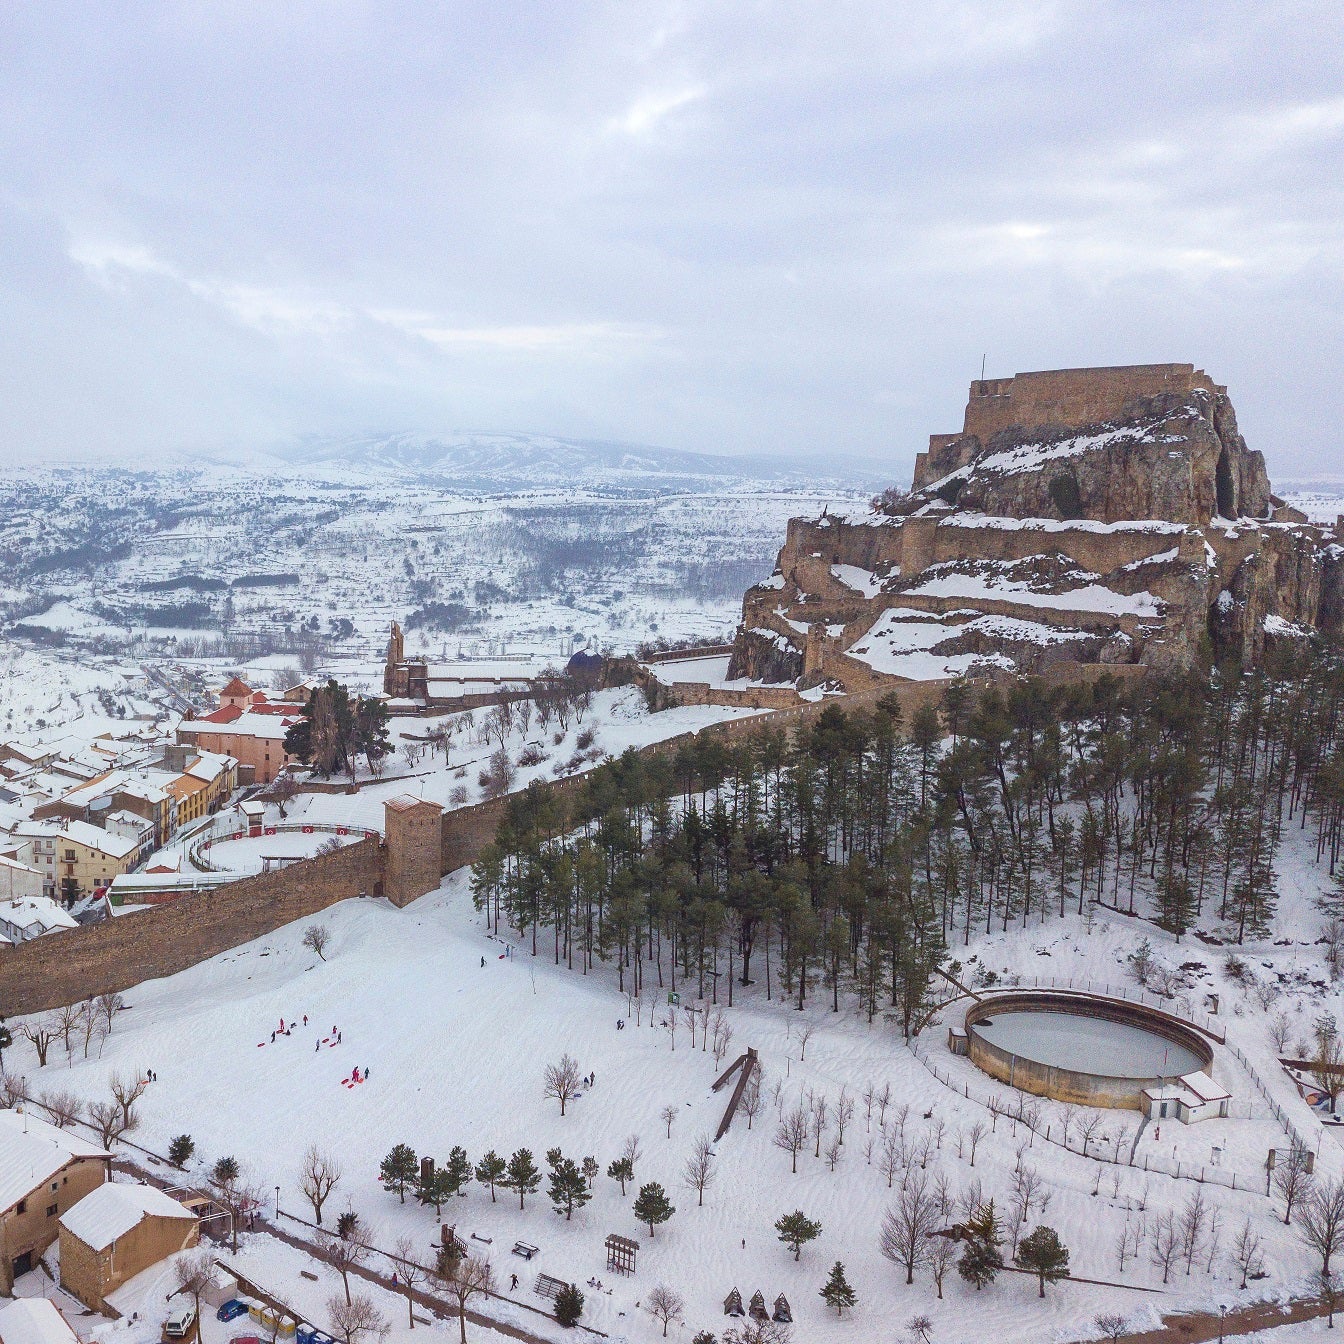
(730, 364, 1343, 690)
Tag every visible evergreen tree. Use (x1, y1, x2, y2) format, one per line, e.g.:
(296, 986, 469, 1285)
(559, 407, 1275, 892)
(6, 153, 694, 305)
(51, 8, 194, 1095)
(474, 1150, 507, 1202)
(819, 1261, 856, 1316)
(1015, 1225, 1070, 1297)
(633, 1182, 675, 1237)
(775, 1209, 822, 1261)
(380, 1144, 418, 1203)
(546, 1149, 592, 1220)
(504, 1148, 541, 1211)
(415, 1164, 455, 1216)
(442, 1146, 473, 1199)
(168, 1134, 195, 1169)
(607, 1155, 634, 1194)
(553, 1283, 584, 1327)
(957, 1201, 1004, 1290)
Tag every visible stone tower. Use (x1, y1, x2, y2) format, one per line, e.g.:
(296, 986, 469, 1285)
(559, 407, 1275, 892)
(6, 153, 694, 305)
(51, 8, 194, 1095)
(383, 795, 443, 908)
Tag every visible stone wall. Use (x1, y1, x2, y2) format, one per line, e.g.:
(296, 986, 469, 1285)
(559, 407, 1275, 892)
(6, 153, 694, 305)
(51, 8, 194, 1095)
(0, 838, 384, 1016)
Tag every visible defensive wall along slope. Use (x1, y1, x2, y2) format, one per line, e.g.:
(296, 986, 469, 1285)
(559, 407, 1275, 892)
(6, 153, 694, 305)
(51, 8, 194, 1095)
(0, 679, 959, 1016)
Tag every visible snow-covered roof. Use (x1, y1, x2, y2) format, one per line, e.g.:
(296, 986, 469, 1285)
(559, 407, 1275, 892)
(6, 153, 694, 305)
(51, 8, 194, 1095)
(56, 821, 138, 860)
(181, 711, 294, 742)
(0, 1108, 108, 1212)
(0, 898, 78, 933)
(185, 751, 233, 783)
(0, 854, 39, 876)
(60, 1181, 195, 1250)
(0, 1297, 78, 1344)
(1179, 1070, 1231, 1102)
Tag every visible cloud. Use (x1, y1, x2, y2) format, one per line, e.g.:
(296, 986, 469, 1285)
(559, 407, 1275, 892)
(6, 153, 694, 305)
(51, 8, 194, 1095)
(0, 2, 1339, 474)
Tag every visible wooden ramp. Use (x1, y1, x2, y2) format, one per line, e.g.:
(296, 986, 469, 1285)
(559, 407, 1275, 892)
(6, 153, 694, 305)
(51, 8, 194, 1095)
(714, 1047, 759, 1140)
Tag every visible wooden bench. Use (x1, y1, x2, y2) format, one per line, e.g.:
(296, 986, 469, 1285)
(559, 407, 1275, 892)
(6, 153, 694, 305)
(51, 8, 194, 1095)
(511, 1241, 540, 1260)
(534, 1274, 570, 1301)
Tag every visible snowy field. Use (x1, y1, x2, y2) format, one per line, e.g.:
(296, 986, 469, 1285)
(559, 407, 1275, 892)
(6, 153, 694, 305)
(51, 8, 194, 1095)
(8, 848, 1343, 1344)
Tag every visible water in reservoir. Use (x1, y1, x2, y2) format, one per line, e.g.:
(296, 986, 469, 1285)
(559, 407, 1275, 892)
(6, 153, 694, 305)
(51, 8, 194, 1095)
(973, 1009, 1203, 1079)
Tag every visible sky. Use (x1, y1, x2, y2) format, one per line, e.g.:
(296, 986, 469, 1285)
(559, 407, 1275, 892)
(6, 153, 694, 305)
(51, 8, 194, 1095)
(1, 2, 1341, 479)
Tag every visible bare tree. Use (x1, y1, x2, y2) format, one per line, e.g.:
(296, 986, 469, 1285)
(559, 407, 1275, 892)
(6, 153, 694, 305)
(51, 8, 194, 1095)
(712, 1021, 734, 1068)
(89, 1097, 136, 1150)
(1115, 1217, 1144, 1274)
(1093, 1315, 1128, 1343)
(38, 1089, 82, 1129)
(742, 1072, 764, 1130)
(77, 1002, 107, 1059)
(927, 1232, 957, 1298)
(682, 1134, 716, 1206)
(1010, 1166, 1045, 1255)
(303, 924, 331, 961)
(109, 1069, 148, 1128)
(965, 1120, 987, 1168)
(321, 1223, 371, 1305)
(798, 1022, 815, 1061)
(1149, 1210, 1180, 1284)
(543, 1053, 581, 1116)
(1313, 1027, 1344, 1109)
(173, 1250, 215, 1330)
(20, 1015, 57, 1067)
(1178, 1187, 1208, 1275)
(1320, 1269, 1343, 1330)
(824, 1135, 842, 1171)
(94, 992, 124, 1033)
(834, 1087, 855, 1146)
(1077, 1112, 1105, 1158)
(1300, 1178, 1344, 1278)
(646, 1285, 684, 1338)
(1232, 1218, 1265, 1288)
(300, 1145, 342, 1225)
(876, 1082, 892, 1129)
(879, 1129, 905, 1189)
(436, 1250, 494, 1344)
(879, 1170, 937, 1284)
(1276, 1145, 1315, 1225)
(392, 1236, 428, 1329)
(622, 1133, 642, 1170)
(327, 1294, 390, 1344)
(660, 1104, 678, 1138)
(810, 1093, 829, 1158)
(774, 1105, 809, 1174)
(53, 1004, 81, 1060)
(663, 1012, 678, 1052)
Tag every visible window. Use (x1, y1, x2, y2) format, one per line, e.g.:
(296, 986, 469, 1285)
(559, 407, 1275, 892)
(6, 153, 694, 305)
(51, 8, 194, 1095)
(63, 849, 76, 861)
(45, 1204, 56, 1218)
(16, 1199, 25, 1214)
(50, 1182, 57, 1192)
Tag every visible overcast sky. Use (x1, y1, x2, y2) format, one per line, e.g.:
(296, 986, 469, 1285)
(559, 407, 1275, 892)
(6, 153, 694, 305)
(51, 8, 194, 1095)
(1, 2, 1340, 478)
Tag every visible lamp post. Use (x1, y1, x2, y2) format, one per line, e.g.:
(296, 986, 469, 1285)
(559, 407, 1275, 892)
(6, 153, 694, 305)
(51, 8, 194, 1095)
(1218, 1303, 1227, 1343)
(275, 1185, 281, 1220)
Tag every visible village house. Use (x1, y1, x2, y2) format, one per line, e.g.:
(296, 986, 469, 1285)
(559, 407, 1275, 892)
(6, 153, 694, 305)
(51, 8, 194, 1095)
(0, 1109, 110, 1294)
(176, 678, 301, 785)
(0, 1296, 79, 1344)
(31, 771, 173, 851)
(0, 853, 42, 902)
(159, 746, 237, 826)
(58, 1183, 199, 1313)
(11, 820, 140, 903)
(0, 895, 78, 943)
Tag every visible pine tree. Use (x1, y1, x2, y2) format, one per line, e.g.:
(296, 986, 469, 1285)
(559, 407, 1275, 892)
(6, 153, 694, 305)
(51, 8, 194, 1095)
(415, 1164, 455, 1216)
(957, 1200, 1004, 1290)
(380, 1144, 418, 1203)
(168, 1134, 195, 1169)
(504, 1148, 541, 1211)
(633, 1182, 675, 1237)
(474, 1150, 506, 1202)
(820, 1261, 856, 1316)
(442, 1146, 473, 1199)
(1015, 1225, 1070, 1297)
(553, 1284, 584, 1327)
(607, 1155, 634, 1195)
(775, 1210, 822, 1261)
(546, 1149, 592, 1220)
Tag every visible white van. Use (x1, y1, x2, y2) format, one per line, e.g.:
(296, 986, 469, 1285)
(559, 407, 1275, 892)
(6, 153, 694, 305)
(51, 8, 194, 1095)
(164, 1304, 197, 1338)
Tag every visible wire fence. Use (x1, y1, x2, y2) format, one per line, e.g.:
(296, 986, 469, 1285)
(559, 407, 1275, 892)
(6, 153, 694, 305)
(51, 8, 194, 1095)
(907, 1037, 1262, 1195)
(1225, 1039, 1315, 1156)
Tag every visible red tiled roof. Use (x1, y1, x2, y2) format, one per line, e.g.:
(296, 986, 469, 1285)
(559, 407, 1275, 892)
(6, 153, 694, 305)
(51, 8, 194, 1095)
(220, 676, 252, 698)
(196, 706, 243, 725)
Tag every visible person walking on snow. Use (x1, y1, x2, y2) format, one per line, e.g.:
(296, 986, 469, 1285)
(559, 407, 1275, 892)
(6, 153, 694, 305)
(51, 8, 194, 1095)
(481, 956, 485, 967)
(510, 1274, 518, 1292)
(303, 1014, 308, 1026)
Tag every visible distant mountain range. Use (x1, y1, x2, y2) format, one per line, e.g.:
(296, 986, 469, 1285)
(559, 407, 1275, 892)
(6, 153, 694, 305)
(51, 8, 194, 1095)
(259, 430, 891, 493)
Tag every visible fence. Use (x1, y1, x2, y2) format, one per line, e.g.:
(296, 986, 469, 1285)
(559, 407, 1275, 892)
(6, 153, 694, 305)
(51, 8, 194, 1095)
(907, 1037, 1260, 1194)
(189, 820, 380, 873)
(1225, 1039, 1315, 1156)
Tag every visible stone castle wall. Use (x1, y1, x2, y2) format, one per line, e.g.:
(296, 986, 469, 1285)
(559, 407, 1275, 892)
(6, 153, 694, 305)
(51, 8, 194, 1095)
(0, 838, 385, 1016)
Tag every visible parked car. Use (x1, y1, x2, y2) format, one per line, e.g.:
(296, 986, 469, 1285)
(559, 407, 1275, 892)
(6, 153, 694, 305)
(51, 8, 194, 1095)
(217, 1301, 249, 1322)
(229, 1335, 262, 1344)
(164, 1305, 197, 1339)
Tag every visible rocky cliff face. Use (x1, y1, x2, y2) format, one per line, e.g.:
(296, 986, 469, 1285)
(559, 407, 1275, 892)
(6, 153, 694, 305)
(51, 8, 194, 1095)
(727, 364, 1342, 691)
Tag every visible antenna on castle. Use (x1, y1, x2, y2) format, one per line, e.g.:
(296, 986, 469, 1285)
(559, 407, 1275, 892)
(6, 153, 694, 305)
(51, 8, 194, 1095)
(980, 353, 987, 383)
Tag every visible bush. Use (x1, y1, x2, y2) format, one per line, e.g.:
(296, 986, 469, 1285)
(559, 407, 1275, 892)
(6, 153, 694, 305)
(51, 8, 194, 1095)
(518, 744, 547, 767)
(553, 1283, 584, 1327)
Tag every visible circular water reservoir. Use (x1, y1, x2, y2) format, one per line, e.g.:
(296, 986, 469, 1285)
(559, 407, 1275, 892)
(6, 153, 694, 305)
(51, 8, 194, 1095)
(964, 992, 1214, 1109)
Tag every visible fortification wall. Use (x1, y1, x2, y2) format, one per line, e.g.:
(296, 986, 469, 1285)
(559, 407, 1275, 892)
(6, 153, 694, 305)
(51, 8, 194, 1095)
(0, 839, 384, 1016)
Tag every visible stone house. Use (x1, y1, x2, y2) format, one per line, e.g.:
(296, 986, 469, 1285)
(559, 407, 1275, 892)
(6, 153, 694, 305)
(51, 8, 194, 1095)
(177, 680, 300, 785)
(0, 1108, 110, 1293)
(59, 1182, 198, 1313)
